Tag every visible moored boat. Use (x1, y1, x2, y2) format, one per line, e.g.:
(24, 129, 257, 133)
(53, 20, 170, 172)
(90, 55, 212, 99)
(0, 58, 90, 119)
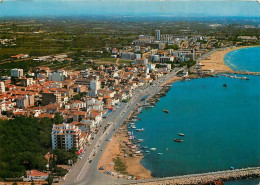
(150, 148, 157, 151)
(178, 133, 184, 136)
(174, 139, 183, 143)
(158, 153, 163, 155)
(135, 128, 144, 132)
(163, 109, 169, 113)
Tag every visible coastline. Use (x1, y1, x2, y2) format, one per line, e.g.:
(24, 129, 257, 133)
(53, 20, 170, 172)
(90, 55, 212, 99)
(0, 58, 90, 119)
(98, 105, 152, 179)
(98, 45, 259, 180)
(200, 45, 259, 72)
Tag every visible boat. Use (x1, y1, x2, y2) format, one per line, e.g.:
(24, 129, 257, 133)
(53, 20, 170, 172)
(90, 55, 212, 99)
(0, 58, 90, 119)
(150, 148, 157, 151)
(146, 105, 154, 108)
(158, 153, 163, 155)
(131, 126, 136, 129)
(174, 139, 183, 143)
(142, 146, 148, 149)
(178, 133, 184, 136)
(135, 128, 144, 132)
(136, 139, 144, 143)
(163, 109, 169, 113)
(145, 151, 150, 153)
(223, 84, 227, 87)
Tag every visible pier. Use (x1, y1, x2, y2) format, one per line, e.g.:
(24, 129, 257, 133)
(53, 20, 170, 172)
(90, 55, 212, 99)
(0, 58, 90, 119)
(215, 70, 260, 76)
(128, 167, 260, 185)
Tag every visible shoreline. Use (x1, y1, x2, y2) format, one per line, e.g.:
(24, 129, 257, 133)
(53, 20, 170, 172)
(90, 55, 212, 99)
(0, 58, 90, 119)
(98, 104, 152, 179)
(98, 45, 259, 181)
(200, 45, 259, 73)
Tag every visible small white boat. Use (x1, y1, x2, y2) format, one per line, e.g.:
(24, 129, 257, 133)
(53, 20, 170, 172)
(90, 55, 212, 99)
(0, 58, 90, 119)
(150, 148, 157, 151)
(158, 153, 163, 155)
(135, 128, 144, 132)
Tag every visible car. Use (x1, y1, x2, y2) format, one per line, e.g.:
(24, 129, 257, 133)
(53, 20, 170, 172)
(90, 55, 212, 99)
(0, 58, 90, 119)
(89, 160, 92, 163)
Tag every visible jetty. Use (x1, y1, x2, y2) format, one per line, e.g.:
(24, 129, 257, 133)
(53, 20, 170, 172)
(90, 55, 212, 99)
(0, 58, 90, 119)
(215, 70, 260, 76)
(128, 167, 260, 185)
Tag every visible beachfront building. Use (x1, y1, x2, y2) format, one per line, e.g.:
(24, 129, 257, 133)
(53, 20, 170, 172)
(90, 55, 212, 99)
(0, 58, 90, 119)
(51, 123, 86, 151)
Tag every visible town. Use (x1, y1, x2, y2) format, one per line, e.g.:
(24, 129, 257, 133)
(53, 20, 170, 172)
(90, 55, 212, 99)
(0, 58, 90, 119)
(0, 21, 259, 184)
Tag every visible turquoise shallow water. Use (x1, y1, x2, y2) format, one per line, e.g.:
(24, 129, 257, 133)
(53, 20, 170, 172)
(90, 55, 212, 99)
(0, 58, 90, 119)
(129, 47, 260, 181)
(224, 47, 260, 72)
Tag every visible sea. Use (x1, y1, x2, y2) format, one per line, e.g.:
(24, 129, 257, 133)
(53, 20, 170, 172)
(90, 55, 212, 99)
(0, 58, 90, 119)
(130, 46, 260, 184)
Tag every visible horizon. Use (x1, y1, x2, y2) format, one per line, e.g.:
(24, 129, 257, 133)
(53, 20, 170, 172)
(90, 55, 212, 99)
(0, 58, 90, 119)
(0, 0, 260, 18)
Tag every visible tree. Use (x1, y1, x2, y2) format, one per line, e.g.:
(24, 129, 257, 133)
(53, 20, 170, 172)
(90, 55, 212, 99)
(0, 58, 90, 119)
(53, 113, 63, 124)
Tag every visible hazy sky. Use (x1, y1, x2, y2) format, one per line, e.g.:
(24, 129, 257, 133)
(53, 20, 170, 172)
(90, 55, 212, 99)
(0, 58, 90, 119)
(0, 0, 260, 17)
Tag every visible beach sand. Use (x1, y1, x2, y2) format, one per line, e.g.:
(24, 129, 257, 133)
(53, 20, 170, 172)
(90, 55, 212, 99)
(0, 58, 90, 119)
(199, 47, 235, 72)
(160, 76, 181, 87)
(98, 124, 152, 178)
(200, 46, 259, 72)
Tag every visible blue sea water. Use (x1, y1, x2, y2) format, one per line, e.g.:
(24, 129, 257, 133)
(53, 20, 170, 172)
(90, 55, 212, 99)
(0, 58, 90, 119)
(130, 47, 260, 183)
(224, 47, 260, 72)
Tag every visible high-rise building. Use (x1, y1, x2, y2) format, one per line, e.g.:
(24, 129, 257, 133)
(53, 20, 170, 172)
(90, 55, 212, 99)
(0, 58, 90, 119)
(155, 30, 161, 41)
(51, 123, 86, 151)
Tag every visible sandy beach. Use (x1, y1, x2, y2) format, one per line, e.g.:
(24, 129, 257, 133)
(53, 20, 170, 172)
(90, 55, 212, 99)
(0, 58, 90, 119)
(200, 46, 259, 73)
(98, 123, 152, 179)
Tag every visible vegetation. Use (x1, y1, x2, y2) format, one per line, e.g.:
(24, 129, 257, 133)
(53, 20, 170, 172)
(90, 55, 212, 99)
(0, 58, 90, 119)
(0, 114, 68, 179)
(0, 117, 53, 178)
(165, 44, 179, 50)
(113, 157, 127, 175)
(72, 92, 87, 100)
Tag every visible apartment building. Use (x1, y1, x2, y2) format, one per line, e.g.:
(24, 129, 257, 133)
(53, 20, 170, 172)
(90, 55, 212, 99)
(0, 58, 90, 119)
(51, 123, 86, 151)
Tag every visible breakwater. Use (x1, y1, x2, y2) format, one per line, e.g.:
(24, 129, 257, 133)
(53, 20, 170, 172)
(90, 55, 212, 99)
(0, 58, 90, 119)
(129, 167, 260, 185)
(215, 70, 260, 76)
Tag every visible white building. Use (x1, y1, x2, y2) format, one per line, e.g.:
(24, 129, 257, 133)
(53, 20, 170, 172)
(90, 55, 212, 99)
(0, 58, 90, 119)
(0, 82, 5, 93)
(51, 123, 86, 151)
(90, 78, 100, 91)
(155, 30, 161, 41)
(48, 70, 67, 82)
(11, 68, 23, 78)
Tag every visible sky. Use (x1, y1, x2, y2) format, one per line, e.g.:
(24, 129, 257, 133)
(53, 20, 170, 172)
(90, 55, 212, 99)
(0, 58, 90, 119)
(0, 0, 260, 18)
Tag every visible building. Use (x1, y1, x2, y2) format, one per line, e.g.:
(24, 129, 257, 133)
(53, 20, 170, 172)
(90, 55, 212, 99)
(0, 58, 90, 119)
(48, 70, 67, 82)
(42, 92, 61, 105)
(21, 78, 34, 87)
(90, 78, 101, 91)
(0, 82, 5, 93)
(24, 170, 49, 181)
(51, 123, 86, 151)
(135, 58, 148, 65)
(155, 30, 161, 41)
(11, 68, 23, 78)
(17, 95, 34, 108)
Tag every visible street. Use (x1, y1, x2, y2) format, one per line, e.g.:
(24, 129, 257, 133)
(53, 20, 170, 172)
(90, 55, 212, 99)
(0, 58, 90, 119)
(61, 67, 184, 185)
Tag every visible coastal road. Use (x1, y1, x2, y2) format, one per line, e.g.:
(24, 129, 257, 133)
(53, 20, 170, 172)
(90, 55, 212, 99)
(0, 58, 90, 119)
(62, 67, 184, 185)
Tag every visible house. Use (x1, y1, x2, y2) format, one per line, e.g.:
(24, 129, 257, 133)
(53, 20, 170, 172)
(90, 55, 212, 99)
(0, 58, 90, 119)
(24, 170, 49, 181)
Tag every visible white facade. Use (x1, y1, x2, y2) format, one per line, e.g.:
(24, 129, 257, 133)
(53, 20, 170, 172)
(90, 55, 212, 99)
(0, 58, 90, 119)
(90, 79, 100, 91)
(48, 70, 67, 82)
(52, 124, 85, 151)
(0, 82, 5, 93)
